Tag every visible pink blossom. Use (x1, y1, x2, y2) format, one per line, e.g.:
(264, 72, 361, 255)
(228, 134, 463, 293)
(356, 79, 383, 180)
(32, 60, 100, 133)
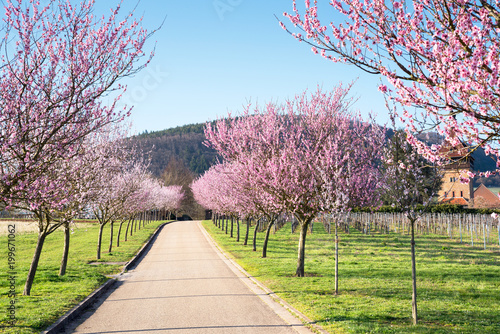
(279, 0, 500, 176)
(201, 84, 384, 276)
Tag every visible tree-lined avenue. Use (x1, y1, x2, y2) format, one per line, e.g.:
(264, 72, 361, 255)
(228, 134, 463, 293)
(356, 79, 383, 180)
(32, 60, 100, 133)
(64, 221, 313, 334)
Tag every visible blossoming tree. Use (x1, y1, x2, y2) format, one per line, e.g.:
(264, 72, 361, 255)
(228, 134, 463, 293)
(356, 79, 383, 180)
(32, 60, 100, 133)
(18, 125, 129, 295)
(205, 85, 384, 276)
(0, 0, 153, 296)
(381, 114, 443, 325)
(0, 0, 153, 210)
(191, 161, 282, 256)
(281, 0, 500, 170)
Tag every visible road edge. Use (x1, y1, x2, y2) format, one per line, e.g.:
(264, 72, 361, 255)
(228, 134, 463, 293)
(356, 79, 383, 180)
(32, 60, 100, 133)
(198, 221, 329, 334)
(41, 221, 174, 334)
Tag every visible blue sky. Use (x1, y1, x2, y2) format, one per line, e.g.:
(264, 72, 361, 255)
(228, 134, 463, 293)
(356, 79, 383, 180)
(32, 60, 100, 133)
(104, 0, 389, 134)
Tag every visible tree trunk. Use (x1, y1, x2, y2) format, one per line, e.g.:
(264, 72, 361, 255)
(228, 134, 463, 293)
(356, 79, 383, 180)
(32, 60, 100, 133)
(230, 216, 234, 238)
(108, 221, 114, 253)
(334, 221, 339, 294)
(296, 219, 311, 277)
(236, 217, 240, 242)
(410, 218, 418, 325)
(97, 224, 104, 260)
(125, 219, 130, 241)
(59, 224, 70, 276)
(262, 219, 275, 258)
(252, 221, 259, 251)
(244, 218, 250, 245)
(225, 216, 228, 234)
(117, 221, 124, 247)
(24, 232, 47, 296)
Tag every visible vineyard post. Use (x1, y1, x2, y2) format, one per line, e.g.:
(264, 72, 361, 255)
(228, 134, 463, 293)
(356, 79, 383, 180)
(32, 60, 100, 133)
(459, 215, 462, 243)
(471, 216, 474, 247)
(483, 220, 487, 250)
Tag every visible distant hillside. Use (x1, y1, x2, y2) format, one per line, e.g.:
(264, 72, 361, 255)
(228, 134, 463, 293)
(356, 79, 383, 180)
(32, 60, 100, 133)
(138, 123, 207, 138)
(130, 122, 219, 177)
(132, 122, 499, 186)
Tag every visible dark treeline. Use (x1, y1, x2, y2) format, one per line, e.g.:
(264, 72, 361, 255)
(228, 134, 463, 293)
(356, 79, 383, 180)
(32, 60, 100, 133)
(137, 122, 207, 139)
(129, 123, 219, 177)
(128, 123, 220, 220)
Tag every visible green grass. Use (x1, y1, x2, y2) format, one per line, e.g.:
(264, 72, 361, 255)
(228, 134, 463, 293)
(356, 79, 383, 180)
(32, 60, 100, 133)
(0, 220, 168, 333)
(203, 220, 500, 334)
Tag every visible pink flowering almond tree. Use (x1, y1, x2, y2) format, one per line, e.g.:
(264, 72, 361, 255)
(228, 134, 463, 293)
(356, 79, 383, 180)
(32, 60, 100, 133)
(318, 117, 384, 294)
(158, 185, 185, 218)
(280, 0, 500, 171)
(191, 163, 243, 232)
(90, 159, 151, 260)
(0, 0, 153, 210)
(381, 118, 443, 325)
(16, 125, 130, 295)
(118, 171, 160, 242)
(51, 130, 129, 277)
(192, 161, 281, 254)
(116, 169, 152, 246)
(205, 85, 383, 276)
(226, 161, 286, 255)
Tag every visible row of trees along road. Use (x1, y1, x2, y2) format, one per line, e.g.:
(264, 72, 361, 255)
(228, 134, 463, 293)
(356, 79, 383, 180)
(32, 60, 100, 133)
(0, 0, 186, 296)
(272, 0, 500, 325)
(190, 94, 447, 326)
(193, 84, 385, 278)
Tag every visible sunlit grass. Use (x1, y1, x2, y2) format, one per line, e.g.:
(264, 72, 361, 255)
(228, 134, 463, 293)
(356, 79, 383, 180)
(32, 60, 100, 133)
(203, 219, 500, 334)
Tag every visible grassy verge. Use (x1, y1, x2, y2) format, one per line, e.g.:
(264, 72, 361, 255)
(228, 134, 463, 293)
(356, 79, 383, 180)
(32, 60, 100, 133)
(0, 220, 168, 333)
(202, 220, 500, 334)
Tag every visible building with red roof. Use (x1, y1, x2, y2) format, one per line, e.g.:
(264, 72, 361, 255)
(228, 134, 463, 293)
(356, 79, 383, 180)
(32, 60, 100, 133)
(437, 141, 474, 207)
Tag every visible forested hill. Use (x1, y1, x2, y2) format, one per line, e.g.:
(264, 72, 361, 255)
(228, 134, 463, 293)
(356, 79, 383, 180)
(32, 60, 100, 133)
(130, 122, 219, 177)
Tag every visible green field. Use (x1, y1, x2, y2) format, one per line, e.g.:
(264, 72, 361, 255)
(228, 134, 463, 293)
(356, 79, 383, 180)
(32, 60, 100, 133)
(202, 219, 500, 334)
(0, 220, 167, 333)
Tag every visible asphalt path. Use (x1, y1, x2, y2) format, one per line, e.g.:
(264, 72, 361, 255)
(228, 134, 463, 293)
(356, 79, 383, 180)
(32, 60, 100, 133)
(63, 220, 314, 334)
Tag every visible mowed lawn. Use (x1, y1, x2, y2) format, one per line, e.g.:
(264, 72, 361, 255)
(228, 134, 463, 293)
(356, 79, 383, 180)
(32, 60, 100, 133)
(0, 220, 167, 333)
(202, 219, 500, 334)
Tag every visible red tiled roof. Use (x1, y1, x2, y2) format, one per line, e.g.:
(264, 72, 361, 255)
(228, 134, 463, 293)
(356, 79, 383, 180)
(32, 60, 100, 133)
(440, 197, 469, 206)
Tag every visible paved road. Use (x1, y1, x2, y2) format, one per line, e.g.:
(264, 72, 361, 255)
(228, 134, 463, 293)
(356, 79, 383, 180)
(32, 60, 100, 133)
(64, 221, 314, 334)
